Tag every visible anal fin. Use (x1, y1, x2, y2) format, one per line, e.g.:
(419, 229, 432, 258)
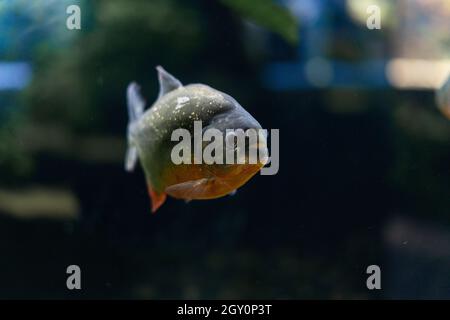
(147, 184, 167, 213)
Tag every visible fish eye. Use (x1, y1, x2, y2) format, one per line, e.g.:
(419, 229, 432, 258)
(225, 132, 238, 150)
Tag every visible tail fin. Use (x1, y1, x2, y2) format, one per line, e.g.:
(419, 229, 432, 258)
(125, 82, 145, 172)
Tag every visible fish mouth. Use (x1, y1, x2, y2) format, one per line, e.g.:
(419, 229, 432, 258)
(247, 132, 268, 165)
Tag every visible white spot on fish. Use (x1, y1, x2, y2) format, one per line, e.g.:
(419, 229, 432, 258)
(175, 96, 190, 110)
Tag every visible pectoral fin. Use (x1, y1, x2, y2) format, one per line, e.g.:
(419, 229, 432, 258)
(147, 183, 167, 213)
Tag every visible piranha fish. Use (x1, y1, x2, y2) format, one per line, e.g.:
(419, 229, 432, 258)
(126, 66, 267, 213)
(436, 74, 450, 119)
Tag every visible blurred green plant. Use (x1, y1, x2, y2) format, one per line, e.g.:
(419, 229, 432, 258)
(0, 115, 33, 181)
(25, 0, 299, 136)
(220, 0, 298, 45)
(25, 0, 203, 134)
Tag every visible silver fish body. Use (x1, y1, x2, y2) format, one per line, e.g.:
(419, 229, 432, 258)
(125, 66, 265, 212)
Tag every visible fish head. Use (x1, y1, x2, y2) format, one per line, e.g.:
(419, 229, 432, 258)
(161, 85, 269, 201)
(201, 90, 268, 182)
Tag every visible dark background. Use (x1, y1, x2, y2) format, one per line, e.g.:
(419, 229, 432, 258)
(0, 0, 449, 299)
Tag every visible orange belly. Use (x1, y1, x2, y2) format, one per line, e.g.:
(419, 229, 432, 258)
(162, 163, 263, 200)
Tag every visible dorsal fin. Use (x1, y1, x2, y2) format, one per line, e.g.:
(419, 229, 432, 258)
(156, 65, 182, 99)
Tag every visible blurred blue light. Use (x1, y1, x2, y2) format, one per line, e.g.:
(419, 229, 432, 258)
(263, 60, 389, 90)
(0, 62, 31, 90)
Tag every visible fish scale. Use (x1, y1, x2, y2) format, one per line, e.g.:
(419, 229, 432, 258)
(125, 66, 266, 213)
